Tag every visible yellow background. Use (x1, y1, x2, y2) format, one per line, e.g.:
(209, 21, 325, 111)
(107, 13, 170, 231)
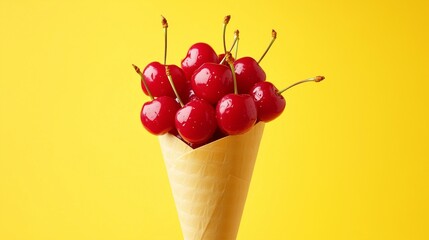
(1, 0, 428, 239)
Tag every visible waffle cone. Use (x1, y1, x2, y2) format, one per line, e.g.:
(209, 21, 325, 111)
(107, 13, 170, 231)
(158, 123, 265, 240)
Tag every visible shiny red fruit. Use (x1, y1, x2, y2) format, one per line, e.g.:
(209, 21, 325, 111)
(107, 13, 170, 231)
(234, 57, 266, 94)
(251, 81, 286, 122)
(191, 63, 234, 105)
(175, 99, 217, 145)
(141, 96, 181, 135)
(181, 43, 219, 81)
(216, 94, 257, 135)
(142, 62, 188, 99)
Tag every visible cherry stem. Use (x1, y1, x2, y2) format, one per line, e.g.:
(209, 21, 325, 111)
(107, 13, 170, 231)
(223, 15, 231, 54)
(278, 76, 325, 94)
(219, 30, 239, 65)
(165, 65, 184, 106)
(132, 64, 154, 100)
(234, 29, 240, 60)
(225, 52, 238, 94)
(258, 29, 277, 64)
(162, 15, 168, 65)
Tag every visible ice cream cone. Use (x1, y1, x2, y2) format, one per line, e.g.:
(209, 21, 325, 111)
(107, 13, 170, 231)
(158, 123, 265, 240)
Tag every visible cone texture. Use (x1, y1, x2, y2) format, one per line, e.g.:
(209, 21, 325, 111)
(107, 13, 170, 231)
(158, 123, 265, 240)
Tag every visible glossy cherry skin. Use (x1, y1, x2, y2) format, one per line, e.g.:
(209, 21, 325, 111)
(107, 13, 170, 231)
(181, 43, 219, 81)
(141, 96, 181, 135)
(251, 81, 286, 122)
(191, 63, 234, 105)
(216, 93, 258, 135)
(234, 57, 266, 94)
(142, 62, 188, 99)
(175, 99, 217, 145)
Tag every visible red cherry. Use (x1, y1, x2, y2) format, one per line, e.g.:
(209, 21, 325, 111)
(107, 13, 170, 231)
(181, 43, 219, 81)
(251, 76, 325, 122)
(175, 99, 217, 145)
(139, 17, 189, 100)
(142, 62, 188, 99)
(141, 96, 180, 135)
(216, 93, 257, 135)
(234, 57, 266, 94)
(250, 81, 286, 122)
(191, 62, 234, 105)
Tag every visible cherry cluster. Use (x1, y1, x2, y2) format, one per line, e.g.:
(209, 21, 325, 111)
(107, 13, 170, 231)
(133, 16, 324, 148)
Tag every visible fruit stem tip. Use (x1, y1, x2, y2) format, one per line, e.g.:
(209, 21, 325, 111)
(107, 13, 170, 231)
(161, 15, 168, 28)
(134, 64, 153, 99)
(315, 76, 325, 82)
(272, 29, 277, 38)
(258, 29, 277, 64)
(234, 29, 240, 38)
(224, 15, 231, 24)
(132, 64, 142, 75)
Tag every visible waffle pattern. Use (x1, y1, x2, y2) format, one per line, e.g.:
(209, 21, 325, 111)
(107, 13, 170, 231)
(158, 123, 264, 240)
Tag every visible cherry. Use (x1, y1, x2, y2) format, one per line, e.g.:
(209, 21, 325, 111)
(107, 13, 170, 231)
(140, 63, 188, 137)
(133, 17, 189, 100)
(140, 96, 180, 135)
(135, 15, 189, 137)
(234, 57, 266, 94)
(251, 76, 325, 122)
(142, 62, 188, 99)
(175, 99, 217, 145)
(250, 81, 285, 122)
(181, 42, 219, 81)
(136, 63, 182, 136)
(133, 16, 326, 147)
(191, 62, 234, 105)
(216, 94, 257, 135)
(163, 61, 216, 146)
(233, 30, 277, 94)
(216, 53, 257, 135)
